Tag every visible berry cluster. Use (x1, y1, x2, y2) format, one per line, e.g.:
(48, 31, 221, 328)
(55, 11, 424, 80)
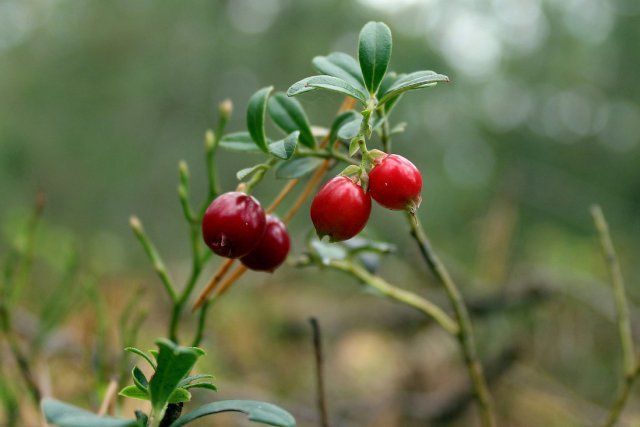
(311, 153, 422, 241)
(202, 191, 290, 272)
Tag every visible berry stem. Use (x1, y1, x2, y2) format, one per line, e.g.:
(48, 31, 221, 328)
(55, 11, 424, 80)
(326, 258, 459, 335)
(591, 204, 639, 427)
(406, 211, 496, 427)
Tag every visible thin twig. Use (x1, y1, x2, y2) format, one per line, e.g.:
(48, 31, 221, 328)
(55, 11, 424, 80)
(406, 212, 496, 427)
(591, 205, 635, 374)
(325, 259, 459, 335)
(309, 318, 330, 427)
(591, 205, 638, 427)
(129, 216, 178, 303)
(98, 377, 119, 416)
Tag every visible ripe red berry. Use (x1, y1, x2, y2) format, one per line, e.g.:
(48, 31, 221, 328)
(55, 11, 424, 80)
(310, 176, 371, 242)
(202, 191, 266, 258)
(240, 215, 291, 272)
(368, 154, 422, 211)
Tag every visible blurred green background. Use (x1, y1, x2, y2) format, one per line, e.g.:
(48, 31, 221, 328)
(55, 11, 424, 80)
(2, 0, 640, 425)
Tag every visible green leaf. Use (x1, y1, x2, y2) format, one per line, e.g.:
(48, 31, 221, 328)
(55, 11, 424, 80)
(132, 366, 148, 391)
(310, 239, 347, 265)
(287, 75, 368, 105)
(184, 382, 218, 392)
(268, 131, 299, 160)
(167, 388, 191, 404)
(378, 70, 449, 104)
(358, 22, 392, 94)
(148, 339, 201, 413)
(42, 398, 139, 427)
(337, 116, 362, 141)
(169, 400, 296, 427)
(247, 86, 274, 153)
(236, 164, 265, 181)
(124, 347, 156, 370)
(178, 374, 215, 387)
(329, 110, 359, 142)
(219, 132, 263, 153)
(377, 72, 403, 113)
(275, 158, 323, 179)
(268, 93, 315, 148)
(312, 52, 366, 94)
(339, 165, 361, 177)
(119, 385, 150, 401)
(349, 138, 360, 156)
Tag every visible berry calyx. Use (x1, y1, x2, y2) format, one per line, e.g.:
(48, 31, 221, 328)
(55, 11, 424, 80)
(240, 215, 291, 272)
(310, 176, 371, 242)
(202, 191, 266, 258)
(368, 154, 422, 211)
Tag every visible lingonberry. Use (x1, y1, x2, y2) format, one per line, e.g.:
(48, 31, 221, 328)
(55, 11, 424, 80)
(202, 191, 266, 258)
(310, 176, 371, 242)
(240, 215, 291, 272)
(368, 154, 422, 211)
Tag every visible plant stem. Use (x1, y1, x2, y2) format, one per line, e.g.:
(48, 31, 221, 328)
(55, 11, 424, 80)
(130, 216, 178, 303)
(591, 205, 638, 427)
(327, 259, 459, 335)
(296, 148, 358, 165)
(406, 212, 496, 427)
(591, 205, 635, 374)
(309, 318, 330, 427)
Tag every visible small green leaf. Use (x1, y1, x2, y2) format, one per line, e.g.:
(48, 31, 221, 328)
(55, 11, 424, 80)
(42, 398, 139, 427)
(236, 165, 265, 181)
(168, 400, 296, 427)
(358, 22, 393, 94)
(311, 239, 347, 265)
(149, 339, 201, 413)
(329, 110, 359, 142)
(268, 93, 315, 148)
(124, 347, 156, 370)
(219, 132, 263, 153)
(119, 385, 150, 401)
(178, 374, 215, 387)
(149, 349, 158, 361)
(339, 165, 361, 177)
(247, 86, 274, 153)
(377, 72, 403, 113)
(276, 158, 323, 179)
(349, 138, 360, 156)
(168, 388, 191, 404)
(184, 382, 218, 392)
(337, 116, 362, 140)
(378, 70, 449, 104)
(269, 131, 299, 159)
(312, 52, 366, 94)
(287, 76, 368, 104)
(132, 366, 148, 391)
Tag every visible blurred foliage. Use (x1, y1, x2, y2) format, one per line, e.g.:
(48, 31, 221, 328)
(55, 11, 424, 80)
(2, 0, 640, 425)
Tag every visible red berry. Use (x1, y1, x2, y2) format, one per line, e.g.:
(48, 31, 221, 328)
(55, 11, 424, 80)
(310, 176, 371, 242)
(368, 154, 422, 211)
(240, 215, 291, 272)
(202, 191, 266, 258)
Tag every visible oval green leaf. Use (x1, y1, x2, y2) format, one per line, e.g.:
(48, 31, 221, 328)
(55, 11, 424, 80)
(268, 93, 315, 148)
(247, 86, 274, 153)
(358, 22, 392, 94)
(119, 385, 150, 401)
(269, 131, 299, 160)
(149, 339, 200, 413)
(312, 52, 366, 94)
(275, 157, 323, 179)
(219, 132, 263, 153)
(337, 116, 362, 141)
(42, 398, 139, 427)
(287, 75, 368, 105)
(132, 366, 148, 391)
(378, 70, 449, 104)
(169, 400, 296, 427)
(167, 388, 191, 404)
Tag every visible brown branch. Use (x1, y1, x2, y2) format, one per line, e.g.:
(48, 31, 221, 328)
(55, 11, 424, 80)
(309, 318, 330, 427)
